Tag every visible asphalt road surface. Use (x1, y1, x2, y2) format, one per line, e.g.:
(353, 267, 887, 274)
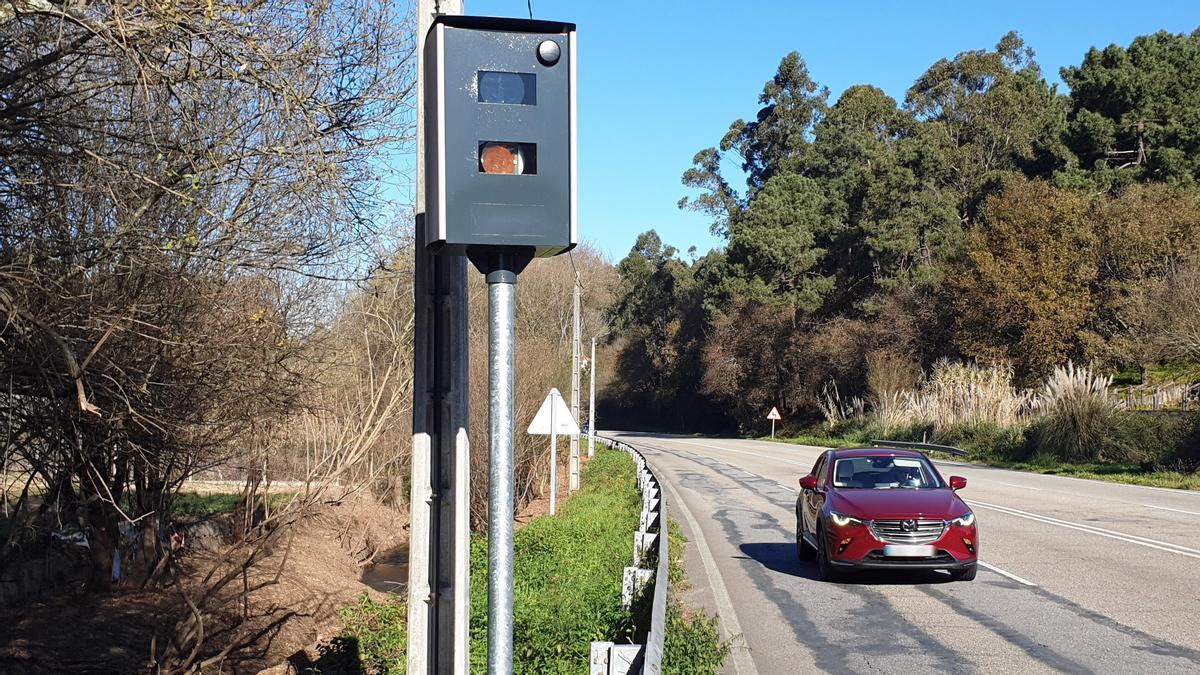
(606, 431, 1200, 675)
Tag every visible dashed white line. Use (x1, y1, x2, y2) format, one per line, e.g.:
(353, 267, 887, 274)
(978, 561, 1037, 587)
(660, 469, 760, 675)
(777, 483, 796, 492)
(1143, 504, 1200, 516)
(998, 482, 1041, 490)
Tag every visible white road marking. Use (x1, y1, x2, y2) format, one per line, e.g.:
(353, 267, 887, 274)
(927, 458, 1200, 497)
(668, 438, 811, 467)
(777, 483, 796, 492)
(1143, 504, 1200, 516)
(998, 482, 1041, 490)
(978, 561, 1037, 587)
(969, 499, 1200, 559)
(660, 470, 760, 675)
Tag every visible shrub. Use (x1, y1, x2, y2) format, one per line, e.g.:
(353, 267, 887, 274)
(1119, 413, 1200, 470)
(1029, 363, 1118, 461)
(663, 605, 726, 675)
(935, 422, 1028, 462)
(864, 361, 1031, 432)
(817, 381, 865, 429)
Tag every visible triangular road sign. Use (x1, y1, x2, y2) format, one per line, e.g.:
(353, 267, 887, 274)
(527, 388, 580, 435)
(767, 406, 782, 421)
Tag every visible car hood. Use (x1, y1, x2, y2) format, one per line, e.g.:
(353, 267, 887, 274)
(832, 488, 966, 520)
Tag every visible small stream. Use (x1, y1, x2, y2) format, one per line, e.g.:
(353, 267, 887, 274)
(361, 544, 409, 594)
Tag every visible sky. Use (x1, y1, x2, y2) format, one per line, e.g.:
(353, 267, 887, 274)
(465, 1, 1199, 262)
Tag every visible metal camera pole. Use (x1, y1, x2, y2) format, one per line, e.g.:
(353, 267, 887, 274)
(472, 250, 530, 675)
(487, 266, 516, 675)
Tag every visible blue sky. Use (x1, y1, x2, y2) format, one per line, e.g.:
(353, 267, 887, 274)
(466, 1, 1199, 262)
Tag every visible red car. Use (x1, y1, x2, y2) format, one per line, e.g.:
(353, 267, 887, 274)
(795, 448, 977, 581)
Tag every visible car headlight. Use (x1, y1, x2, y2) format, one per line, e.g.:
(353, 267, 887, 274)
(829, 511, 864, 527)
(950, 511, 975, 527)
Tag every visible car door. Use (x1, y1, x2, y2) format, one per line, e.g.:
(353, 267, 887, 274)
(802, 452, 828, 536)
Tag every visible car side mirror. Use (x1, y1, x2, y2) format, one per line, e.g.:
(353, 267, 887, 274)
(949, 476, 967, 490)
(799, 475, 818, 491)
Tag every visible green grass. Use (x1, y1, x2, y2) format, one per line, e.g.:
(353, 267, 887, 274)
(468, 446, 646, 674)
(339, 594, 407, 673)
(1112, 360, 1200, 386)
(168, 491, 293, 517)
(990, 460, 1200, 490)
(341, 446, 729, 673)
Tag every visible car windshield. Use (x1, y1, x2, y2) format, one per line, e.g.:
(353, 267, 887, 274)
(832, 456, 942, 489)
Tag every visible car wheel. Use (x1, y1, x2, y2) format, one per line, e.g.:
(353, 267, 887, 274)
(796, 520, 815, 561)
(951, 564, 977, 581)
(815, 526, 841, 581)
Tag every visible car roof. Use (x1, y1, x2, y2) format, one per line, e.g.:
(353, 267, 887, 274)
(830, 448, 928, 459)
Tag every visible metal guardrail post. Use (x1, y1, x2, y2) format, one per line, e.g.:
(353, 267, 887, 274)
(589, 436, 669, 675)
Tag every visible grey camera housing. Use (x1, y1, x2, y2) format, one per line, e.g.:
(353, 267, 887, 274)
(424, 15, 577, 257)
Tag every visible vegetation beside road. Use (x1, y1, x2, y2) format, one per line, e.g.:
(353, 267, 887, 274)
(765, 431, 1200, 491)
(602, 28, 1200, 458)
(342, 446, 727, 673)
(663, 518, 729, 674)
(760, 364, 1200, 491)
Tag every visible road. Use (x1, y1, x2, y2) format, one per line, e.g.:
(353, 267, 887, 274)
(607, 431, 1200, 675)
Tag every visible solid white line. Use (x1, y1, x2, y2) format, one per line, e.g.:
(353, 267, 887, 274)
(927, 458, 1200, 497)
(998, 482, 1041, 490)
(669, 438, 811, 467)
(660, 470, 760, 675)
(1143, 504, 1200, 516)
(977, 561, 1037, 587)
(969, 499, 1200, 559)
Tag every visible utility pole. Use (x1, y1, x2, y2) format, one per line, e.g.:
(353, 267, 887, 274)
(569, 272, 581, 490)
(588, 336, 597, 457)
(408, 2, 468, 675)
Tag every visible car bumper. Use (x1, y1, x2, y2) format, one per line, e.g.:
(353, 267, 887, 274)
(825, 522, 978, 569)
(830, 552, 976, 571)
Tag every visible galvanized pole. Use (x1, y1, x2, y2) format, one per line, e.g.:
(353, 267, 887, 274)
(588, 337, 597, 457)
(549, 392, 558, 515)
(569, 273, 581, 491)
(485, 264, 517, 675)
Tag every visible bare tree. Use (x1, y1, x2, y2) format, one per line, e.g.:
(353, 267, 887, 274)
(1, 0, 415, 587)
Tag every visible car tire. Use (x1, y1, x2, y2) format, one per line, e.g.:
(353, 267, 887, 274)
(951, 564, 977, 581)
(796, 521, 815, 561)
(815, 526, 841, 582)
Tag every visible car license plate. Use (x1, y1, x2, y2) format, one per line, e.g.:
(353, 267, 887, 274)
(883, 544, 935, 557)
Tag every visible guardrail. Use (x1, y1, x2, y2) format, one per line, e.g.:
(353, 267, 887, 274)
(590, 436, 668, 675)
(869, 439, 968, 457)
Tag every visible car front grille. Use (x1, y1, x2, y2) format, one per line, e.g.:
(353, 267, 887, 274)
(869, 519, 945, 545)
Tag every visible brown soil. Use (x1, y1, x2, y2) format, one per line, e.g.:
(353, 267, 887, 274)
(515, 451, 591, 525)
(0, 495, 406, 675)
(0, 455, 590, 675)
